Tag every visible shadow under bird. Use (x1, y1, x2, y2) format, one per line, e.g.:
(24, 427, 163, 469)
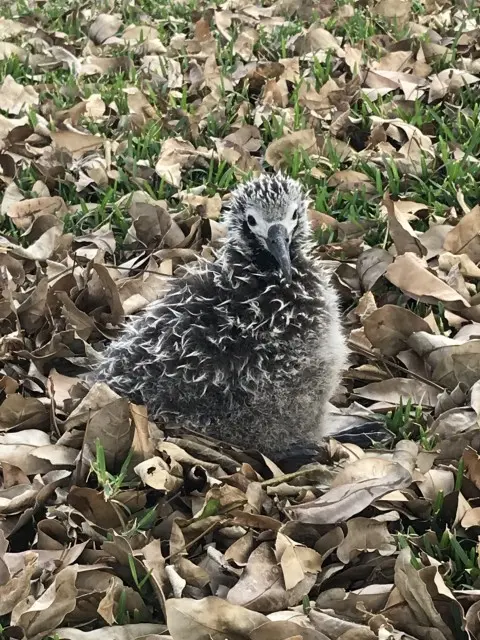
(94, 174, 348, 461)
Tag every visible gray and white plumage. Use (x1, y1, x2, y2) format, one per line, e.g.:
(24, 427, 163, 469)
(94, 174, 348, 459)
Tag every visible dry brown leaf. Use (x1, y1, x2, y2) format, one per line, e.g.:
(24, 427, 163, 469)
(275, 532, 323, 591)
(363, 305, 432, 356)
(356, 247, 393, 290)
(54, 625, 168, 640)
(250, 620, 330, 640)
(297, 78, 340, 115)
(429, 68, 480, 102)
(126, 200, 185, 249)
(383, 192, 426, 257)
(265, 130, 317, 170)
(130, 404, 157, 465)
(233, 28, 259, 61)
(288, 458, 412, 524)
(0, 432, 56, 475)
(366, 117, 434, 176)
(391, 547, 457, 640)
(439, 252, 480, 279)
(165, 596, 268, 640)
(409, 332, 480, 389)
(97, 575, 150, 624)
(154, 138, 201, 187)
(386, 252, 470, 306)
(1, 182, 24, 215)
(463, 448, 480, 491)
(327, 170, 375, 194)
(227, 542, 316, 613)
(372, 0, 411, 26)
(296, 26, 343, 56)
(7, 196, 67, 230)
(50, 130, 103, 159)
(336, 516, 396, 563)
(11, 565, 78, 640)
(0, 75, 38, 115)
(0, 394, 49, 430)
(0, 42, 27, 62)
(80, 394, 132, 476)
(134, 456, 183, 492)
(0, 549, 36, 615)
(354, 377, 439, 406)
(68, 486, 124, 529)
(289, 441, 417, 525)
(56, 291, 95, 340)
(417, 469, 454, 501)
(125, 87, 157, 128)
(88, 13, 122, 44)
(443, 205, 480, 263)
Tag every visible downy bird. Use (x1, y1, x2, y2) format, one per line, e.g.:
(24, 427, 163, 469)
(94, 174, 348, 460)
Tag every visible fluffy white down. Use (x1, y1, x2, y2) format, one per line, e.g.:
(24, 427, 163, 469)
(94, 174, 348, 458)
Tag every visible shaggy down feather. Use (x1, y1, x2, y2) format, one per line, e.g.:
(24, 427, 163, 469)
(94, 174, 348, 458)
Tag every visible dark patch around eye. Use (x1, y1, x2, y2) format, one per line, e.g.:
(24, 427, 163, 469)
(292, 209, 298, 220)
(247, 215, 257, 226)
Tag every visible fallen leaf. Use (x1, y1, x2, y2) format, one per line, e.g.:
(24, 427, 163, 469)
(429, 69, 480, 102)
(383, 192, 426, 257)
(336, 516, 396, 563)
(88, 13, 122, 44)
(372, 0, 411, 26)
(233, 29, 258, 61)
(227, 542, 316, 613)
(154, 138, 201, 187)
(443, 205, 480, 263)
(50, 130, 103, 160)
(7, 196, 67, 230)
(0, 548, 37, 615)
(386, 252, 470, 306)
(327, 170, 375, 194)
(265, 130, 317, 170)
(11, 565, 78, 640)
(0, 75, 38, 115)
(288, 448, 414, 524)
(134, 456, 183, 492)
(53, 625, 168, 640)
(250, 620, 330, 640)
(354, 378, 439, 406)
(363, 305, 432, 356)
(165, 596, 268, 640)
(275, 532, 323, 591)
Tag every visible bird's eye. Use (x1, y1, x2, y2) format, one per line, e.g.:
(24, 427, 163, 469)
(247, 215, 257, 226)
(292, 209, 298, 220)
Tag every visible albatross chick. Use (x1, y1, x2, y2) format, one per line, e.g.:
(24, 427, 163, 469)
(95, 174, 348, 460)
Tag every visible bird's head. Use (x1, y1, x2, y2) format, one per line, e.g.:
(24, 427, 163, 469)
(224, 174, 310, 283)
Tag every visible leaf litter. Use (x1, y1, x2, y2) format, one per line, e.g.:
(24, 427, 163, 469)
(0, 0, 480, 638)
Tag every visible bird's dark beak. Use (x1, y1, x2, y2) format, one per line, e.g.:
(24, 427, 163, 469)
(266, 224, 292, 283)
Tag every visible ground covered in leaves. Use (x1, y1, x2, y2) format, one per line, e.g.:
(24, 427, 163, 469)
(1, 0, 480, 638)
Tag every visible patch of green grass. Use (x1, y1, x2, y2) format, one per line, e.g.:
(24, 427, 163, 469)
(381, 399, 436, 450)
(0, 0, 477, 253)
(90, 439, 135, 499)
(398, 528, 480, 591)
(255, 23, 304, 61)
